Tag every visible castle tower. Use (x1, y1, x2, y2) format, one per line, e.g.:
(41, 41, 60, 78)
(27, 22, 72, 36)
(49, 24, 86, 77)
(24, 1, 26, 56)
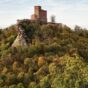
(34, 6, 41, 18)
(31, 6, 47, 23)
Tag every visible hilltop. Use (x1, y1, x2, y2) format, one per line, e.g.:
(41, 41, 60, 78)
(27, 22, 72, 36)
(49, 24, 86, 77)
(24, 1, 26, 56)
(0, 21, 88, 88)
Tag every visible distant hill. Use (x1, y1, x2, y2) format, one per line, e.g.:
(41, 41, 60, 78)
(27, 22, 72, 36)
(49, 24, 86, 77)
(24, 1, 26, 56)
(0, 21, 88, 88)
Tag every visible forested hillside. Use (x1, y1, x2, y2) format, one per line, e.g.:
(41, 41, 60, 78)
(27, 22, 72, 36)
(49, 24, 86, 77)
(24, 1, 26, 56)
(0, 21, 88, 88)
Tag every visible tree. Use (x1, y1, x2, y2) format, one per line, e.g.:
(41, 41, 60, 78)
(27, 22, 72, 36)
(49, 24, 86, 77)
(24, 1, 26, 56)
(40, 76, 51, 88)
(52, 75, 64, 88)
(38, 56, 46, 67)
(0, 79, 4, 87)
(9, 85, 16, 88)
(24, 58, 30, 65)
(28, 82, 39, 88)
(12, 61, 19, 72)
(17, 83, 24, 88)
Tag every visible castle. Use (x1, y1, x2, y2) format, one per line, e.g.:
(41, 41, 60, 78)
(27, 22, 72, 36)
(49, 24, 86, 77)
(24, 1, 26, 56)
(12, 6, 61, 47)
(31, 6, 47, 23)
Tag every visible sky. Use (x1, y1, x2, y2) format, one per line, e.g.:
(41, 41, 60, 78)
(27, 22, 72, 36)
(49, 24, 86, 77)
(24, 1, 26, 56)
(0, 0, 88, 29)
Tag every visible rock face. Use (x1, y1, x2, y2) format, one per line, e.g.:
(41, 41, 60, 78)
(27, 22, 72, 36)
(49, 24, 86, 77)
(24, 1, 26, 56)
(12, 27, 27, 47)
(12, 34, 27, 47)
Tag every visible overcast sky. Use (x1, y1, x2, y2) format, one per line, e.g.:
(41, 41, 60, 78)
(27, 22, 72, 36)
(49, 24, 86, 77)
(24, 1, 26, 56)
(0, 0, 88, 28)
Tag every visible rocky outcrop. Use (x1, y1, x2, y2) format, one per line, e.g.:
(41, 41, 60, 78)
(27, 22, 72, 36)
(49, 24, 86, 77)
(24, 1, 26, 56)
(12, 27, 27, 47)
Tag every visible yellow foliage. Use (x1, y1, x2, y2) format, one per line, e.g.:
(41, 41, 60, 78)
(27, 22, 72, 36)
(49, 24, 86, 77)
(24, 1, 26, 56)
(24, 58, 30, 65)
(2, 67, 8, 74)
(12, 61, 19, 71)
(38, 56, 46, 67)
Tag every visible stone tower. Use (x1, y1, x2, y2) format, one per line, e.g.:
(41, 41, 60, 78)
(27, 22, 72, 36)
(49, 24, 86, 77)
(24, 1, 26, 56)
(31, 6, 47, 23)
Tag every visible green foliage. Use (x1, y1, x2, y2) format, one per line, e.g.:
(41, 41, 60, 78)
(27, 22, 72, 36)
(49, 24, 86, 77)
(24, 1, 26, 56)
(28, 82, 39, 88)
(0, 22, 88, 88)
(40, 76, 51, 88)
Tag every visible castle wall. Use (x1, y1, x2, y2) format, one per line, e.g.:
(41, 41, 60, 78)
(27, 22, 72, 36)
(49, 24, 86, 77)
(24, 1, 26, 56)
(31, 14, 38, 20)
(40, 10, 47, 22)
